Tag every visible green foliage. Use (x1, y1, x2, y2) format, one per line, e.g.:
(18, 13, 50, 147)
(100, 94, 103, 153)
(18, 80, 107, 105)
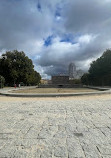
(81, 49, 111, 86)
(70, 79, 81, 84)
(0, 75, 5, 88)
(0, 50, 41, 86)
(81, 73, 90, 85)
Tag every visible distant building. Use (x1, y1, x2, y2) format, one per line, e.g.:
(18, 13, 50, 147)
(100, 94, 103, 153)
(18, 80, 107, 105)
(68, 63, 76, 79)
(40, 79, 49, 84)
(68, 62, 84, 79)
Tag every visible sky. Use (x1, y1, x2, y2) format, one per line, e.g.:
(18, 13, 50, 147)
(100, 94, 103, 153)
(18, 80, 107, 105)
(0, 0, 111, 79)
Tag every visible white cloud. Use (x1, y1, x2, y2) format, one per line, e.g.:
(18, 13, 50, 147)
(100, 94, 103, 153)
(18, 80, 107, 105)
(0, 0, 111, 78)
(78, 35, 94, 44)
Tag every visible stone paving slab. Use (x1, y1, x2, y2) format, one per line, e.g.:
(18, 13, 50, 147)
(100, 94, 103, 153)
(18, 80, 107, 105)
(0, 95, 111, 157)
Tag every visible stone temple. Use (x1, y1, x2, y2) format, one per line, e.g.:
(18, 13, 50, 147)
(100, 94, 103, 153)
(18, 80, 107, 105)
(52, 76, 69, 85)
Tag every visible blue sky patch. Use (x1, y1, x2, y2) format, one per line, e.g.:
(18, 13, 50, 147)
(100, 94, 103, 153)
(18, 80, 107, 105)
(60, 34, 74, 44)
(55, 6, 61, 18)
(44, 35, 54, 47)
(37, 0, 41, 12)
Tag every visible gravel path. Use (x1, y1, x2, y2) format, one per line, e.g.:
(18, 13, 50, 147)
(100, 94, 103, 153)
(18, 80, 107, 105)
(0, 94, 111, 158)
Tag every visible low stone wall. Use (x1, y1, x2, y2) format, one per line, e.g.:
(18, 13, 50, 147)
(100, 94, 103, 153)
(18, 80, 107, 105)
(84, 86, 110, 91)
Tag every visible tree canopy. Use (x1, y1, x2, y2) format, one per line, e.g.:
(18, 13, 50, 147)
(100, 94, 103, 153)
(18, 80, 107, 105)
(0, 75, 5, 88)
(0, 50, 41, 86)
(81, 49, 111, 86)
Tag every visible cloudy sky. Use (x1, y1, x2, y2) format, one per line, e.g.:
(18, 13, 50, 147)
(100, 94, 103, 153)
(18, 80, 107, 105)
(0, 0, 111, 78)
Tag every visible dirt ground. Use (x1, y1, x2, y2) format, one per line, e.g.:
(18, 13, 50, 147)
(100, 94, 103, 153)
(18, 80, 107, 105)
(12, 88, 98, 93)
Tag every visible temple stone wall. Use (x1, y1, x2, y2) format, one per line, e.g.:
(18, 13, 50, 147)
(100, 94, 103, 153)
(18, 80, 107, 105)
(52, 76, 69, 84)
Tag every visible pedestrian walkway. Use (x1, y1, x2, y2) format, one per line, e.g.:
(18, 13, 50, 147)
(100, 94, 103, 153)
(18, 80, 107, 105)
(0, 95, 111, 157)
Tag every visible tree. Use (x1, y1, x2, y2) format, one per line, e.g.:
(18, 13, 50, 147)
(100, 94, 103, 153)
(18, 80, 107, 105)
(69, 78, 81, 84)
(0, 50, 41, 86)
(0, 75, 5, 88)
(89, 49, 111, 86)
(81, 49, 111, 86)
(81, 73, 90, 85)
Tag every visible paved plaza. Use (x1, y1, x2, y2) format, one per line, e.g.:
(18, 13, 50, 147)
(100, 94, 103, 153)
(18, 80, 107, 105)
(0, 95, 111, 158)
